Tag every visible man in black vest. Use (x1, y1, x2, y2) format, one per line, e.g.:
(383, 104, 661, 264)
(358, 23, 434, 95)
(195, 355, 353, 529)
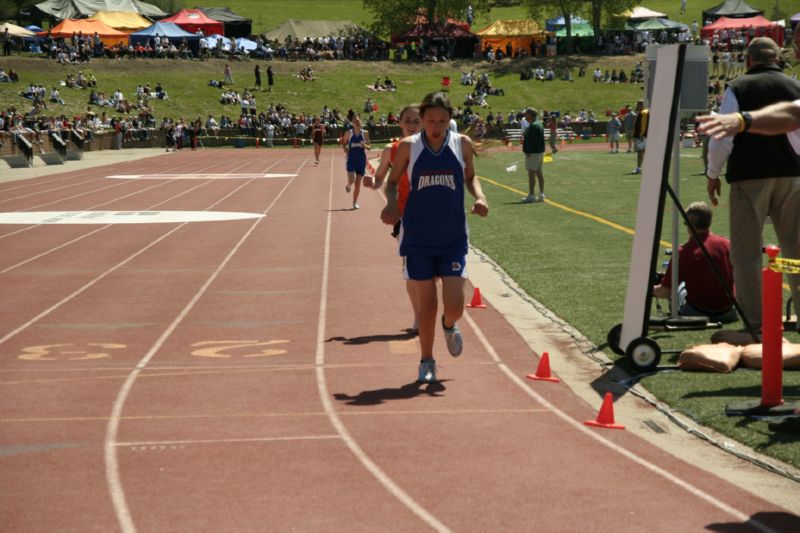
(521, 108, 546, 203)
(705, 37, 800, 332)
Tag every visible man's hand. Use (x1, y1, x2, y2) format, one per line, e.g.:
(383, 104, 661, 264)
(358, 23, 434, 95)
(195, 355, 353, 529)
(696, 113, 740, 140)
(707, 177, 721, 207)
(470, 197, 489, 217)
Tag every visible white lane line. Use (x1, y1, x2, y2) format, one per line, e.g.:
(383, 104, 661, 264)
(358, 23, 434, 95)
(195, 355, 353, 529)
(0, 153, 239, 240)
(462, 312, 776, 533)
(0, 182, 209, 272)
(0, 154, 194, 205)
(104, 155, 299, 533)
(116, 435, 340, 447)
(314, 149, 451, 533)
(107, 173, 297, 180)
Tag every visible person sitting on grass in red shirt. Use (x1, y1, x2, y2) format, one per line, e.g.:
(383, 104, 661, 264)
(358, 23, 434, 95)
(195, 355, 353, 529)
(652, 201, 738, 323)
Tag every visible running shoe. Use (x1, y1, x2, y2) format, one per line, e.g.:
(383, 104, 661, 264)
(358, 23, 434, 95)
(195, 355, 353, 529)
(537, 193, 546, 202)
(353, 202, 359, 210)
(442, 315, 463, 357)
(521, 194, 536, 203)
(418, 359, 437, 383)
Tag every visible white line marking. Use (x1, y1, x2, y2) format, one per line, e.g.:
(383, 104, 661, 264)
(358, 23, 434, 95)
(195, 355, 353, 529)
(0, 211, 264, 225)
(104, 155, 298, 533)
(116, 435, 340, 447)
(314, 150, 450, 532)
(462, 312, 776, 533)
(107, 173, 296, 180)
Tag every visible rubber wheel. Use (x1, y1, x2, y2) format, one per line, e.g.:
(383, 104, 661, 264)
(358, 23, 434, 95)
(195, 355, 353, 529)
(625, 337, 662, 372)
(607, 323, 624, 356)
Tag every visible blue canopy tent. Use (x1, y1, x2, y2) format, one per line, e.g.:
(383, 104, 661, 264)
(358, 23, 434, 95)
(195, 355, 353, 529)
(130, 21, 201, 53)
(545, 15, 588, 32)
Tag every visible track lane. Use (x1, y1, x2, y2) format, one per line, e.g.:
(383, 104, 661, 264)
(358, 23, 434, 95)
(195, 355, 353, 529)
(1, 148, 797, 532)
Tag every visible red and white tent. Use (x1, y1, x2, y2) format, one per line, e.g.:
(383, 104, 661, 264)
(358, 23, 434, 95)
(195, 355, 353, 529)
(161, 9, 223, 36)
(701, 15, 783, 44)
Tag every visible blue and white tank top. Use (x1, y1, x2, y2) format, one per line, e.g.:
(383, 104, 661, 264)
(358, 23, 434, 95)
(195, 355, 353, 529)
(399, 130, 467, 256)
(346, 129, 367, 168)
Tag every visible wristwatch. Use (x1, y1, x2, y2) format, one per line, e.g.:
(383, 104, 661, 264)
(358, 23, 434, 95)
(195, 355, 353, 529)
(741, 111, 753, 131)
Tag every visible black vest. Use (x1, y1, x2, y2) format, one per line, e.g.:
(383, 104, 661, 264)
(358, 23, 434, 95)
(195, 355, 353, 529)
(726, 64, 800, 182)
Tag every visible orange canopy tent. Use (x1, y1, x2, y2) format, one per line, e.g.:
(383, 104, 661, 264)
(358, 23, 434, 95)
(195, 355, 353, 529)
(44, 17, 129, 45)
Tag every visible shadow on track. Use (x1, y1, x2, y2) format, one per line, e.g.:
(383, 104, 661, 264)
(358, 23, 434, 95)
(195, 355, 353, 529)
(333, 381, 447, 406)
(706, 511, 800, 531)
(326, 331, 416, 345)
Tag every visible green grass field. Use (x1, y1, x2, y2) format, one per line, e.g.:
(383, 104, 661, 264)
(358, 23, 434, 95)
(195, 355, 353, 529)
(470, 145, 800, 469)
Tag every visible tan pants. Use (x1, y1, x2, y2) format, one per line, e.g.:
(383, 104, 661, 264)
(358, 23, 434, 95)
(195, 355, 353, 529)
(729, 177, 800, 330)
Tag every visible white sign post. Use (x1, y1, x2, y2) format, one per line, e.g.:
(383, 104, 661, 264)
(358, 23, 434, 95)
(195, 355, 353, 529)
(617, 45, 687, 370)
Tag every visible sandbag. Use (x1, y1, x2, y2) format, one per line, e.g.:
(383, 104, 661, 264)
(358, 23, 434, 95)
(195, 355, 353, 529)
(678, 343, 742, 373)
(739, 343, 800, 369)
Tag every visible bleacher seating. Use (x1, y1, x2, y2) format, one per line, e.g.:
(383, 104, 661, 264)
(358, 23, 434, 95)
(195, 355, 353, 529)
(39, 132, 66, 165)
(67, 130, 85, 160)
(504, 127, 575, 144)
(2, 133, 34, 168)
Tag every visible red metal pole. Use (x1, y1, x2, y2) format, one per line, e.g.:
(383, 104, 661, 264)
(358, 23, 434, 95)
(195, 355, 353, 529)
(761, 245, 783, 407)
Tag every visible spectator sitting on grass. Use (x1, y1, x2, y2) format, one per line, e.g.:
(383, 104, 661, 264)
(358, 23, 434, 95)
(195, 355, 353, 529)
(652, 201, 737, 323)
(50, 87, 65, 105)
(154, 82, 167, 99)
(298, 65, 315, 81)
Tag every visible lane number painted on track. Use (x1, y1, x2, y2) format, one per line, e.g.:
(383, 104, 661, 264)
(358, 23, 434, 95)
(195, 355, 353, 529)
(15, 340, 289, 360)
(190, 340, 289, 358)
(17, 343, 127, 361)
(0, 211, 264, 225)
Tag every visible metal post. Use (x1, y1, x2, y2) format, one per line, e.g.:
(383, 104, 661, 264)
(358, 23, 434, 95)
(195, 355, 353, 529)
(670, 114, 681, 317)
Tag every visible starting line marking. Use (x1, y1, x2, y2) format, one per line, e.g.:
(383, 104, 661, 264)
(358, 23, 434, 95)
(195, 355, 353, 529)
(0, 211, 264, 225)
(106, 173, 296, 180)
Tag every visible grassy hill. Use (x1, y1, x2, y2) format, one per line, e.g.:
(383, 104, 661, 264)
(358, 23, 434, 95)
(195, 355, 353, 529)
(1, 54, 653, 124)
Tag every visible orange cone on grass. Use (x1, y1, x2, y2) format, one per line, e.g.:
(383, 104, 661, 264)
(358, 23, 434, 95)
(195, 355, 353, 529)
(526, 351, 559, 383)
(584, 392, 625, 430)
(466, 287, 487, 308)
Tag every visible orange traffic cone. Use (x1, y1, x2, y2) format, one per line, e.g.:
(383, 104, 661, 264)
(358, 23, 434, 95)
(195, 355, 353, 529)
(584, 392, 625, 430)
(466, 287, 487, 308)
(526, 352, 559, 383)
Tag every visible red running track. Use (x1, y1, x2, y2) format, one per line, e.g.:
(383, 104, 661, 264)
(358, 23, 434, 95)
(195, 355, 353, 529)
(0, 148, 798, 532)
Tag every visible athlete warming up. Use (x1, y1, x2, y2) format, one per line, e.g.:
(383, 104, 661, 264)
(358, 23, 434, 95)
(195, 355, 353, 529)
(380, 92, 489, 384)
(342, 115, 370, 209)
(370, 104, 423, 335)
